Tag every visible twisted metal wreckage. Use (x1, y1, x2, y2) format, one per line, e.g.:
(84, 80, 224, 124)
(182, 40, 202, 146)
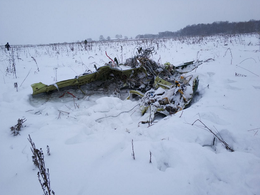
(31, 47, 203, 122)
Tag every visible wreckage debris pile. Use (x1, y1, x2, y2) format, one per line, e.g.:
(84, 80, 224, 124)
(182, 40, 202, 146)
(31, 47, 201, 120)
(125, 47, 200, 121)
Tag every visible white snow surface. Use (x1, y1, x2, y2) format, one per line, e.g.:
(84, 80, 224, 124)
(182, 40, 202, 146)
(1, 35, 260, 195)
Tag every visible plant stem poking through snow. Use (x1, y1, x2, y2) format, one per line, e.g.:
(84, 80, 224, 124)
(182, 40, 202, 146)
(10, 118, 26, 136)
(247, 127, 260, 136)
(31, 56, 40, 72)
(57, 110, 70, 119)
(149, 151, 152, 163)
(20, 68, 32, 87)
(28, 135, 55, 195)
(223, 48, 233, 65)
(132, 139, 135, 160)
(47, 145, 51, 156)
(7, 48, 17, 78)
(192, 119, 234, 152)
(14, 82, 18, 92)
(236, 64, 259, 77)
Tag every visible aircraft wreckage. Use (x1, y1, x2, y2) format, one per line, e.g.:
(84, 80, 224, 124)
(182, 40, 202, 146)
(31, 47, 203, 121)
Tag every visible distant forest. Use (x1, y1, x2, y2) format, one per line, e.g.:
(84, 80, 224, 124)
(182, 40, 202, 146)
(136, 20, 260, 39)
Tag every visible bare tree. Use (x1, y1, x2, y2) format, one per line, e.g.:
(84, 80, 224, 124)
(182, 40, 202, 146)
(115, 34, 122, 40)
(99, 35, 105, 41)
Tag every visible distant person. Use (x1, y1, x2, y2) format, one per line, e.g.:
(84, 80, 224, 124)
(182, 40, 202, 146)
(5, 42, 10, 51)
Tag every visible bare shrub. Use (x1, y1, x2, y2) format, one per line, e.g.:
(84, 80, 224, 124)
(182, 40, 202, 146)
(28, 135, 55, 195)
(10, 118, 26, 136)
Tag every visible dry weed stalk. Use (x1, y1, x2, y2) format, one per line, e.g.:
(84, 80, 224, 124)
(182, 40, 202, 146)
(192, 119, 234, 152)
(247, 127, 259, 136)
(57, 110, 70, 119)
(10, 118, 26, 136)
(223, 48, 233, 64)
(28, 135, 55, 195)
(132, 139, 136, 160)
(236, 64, 259, 77)
(31, 56, 40, 72)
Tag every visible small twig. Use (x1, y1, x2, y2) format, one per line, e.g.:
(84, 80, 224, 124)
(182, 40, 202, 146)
(14, 82, 18, 92)
(179, 110, 184, 118)
(149, 151, 152, 163)
(192, 119, 234, 152)
(47, 145, 51, 156)
(132, 139, 135, 160)
(223, 48, 233, 64)
(31, 56, 40, 72)
(57, 110, 70, 119)
(20, 68, 32, 87)
(247, 127, 260, 136)
(239, 57, 257, 64)
(236, 64, 259, 77)
(57, 110, 70, 114)
(70, 67, 78, 74)
(235, 72, 247, 77)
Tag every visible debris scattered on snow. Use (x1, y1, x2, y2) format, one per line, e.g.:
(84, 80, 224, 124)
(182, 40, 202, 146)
(31, 47, 202, 120)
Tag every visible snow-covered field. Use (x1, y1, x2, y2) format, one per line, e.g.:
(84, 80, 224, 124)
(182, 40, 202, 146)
(0, 34, 260, 195)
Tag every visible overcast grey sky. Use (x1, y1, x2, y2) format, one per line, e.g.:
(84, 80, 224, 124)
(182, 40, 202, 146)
(0, 0, 259, 45)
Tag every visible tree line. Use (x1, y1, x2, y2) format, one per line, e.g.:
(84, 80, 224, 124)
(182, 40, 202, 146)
(136, 20, 260, 39)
